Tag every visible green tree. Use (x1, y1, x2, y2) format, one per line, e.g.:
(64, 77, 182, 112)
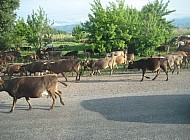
(83, 0, 138, 53)
(134, 0, 176, 56)
(26, 7, 53, 48)
(72, 24, 85, 43)
(13, 18, 29, 48)
(0, 0, 20, 50)
(83, 0, 175, 56)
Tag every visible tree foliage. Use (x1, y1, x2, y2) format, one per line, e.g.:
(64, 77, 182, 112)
(13, 17, 29, 48)
(26, 7, 53, 48)
(72, 24, 85, 43)
(0, 0, 20, 50)
(82, 0, 176, 56)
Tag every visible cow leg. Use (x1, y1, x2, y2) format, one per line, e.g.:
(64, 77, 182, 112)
(176, 64, 180, 74)
(25, 97, 32, 110)
(97, 70, 101, 75)
(55, 90, 64, 105)
(110, 68, 113, 75)
(152, 69, 160, 81)
(9, 98, 17, 113)
(73, 68, 81, 81)
(161, 65, 168, 81)
(61, 72, 68, 82)
(48, 91, 56, 110)
(141, 70, 148, 81)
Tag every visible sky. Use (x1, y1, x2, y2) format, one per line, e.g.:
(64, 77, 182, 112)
(17, 0, 190, 26)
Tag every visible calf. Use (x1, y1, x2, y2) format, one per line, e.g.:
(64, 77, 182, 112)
(0, 74, 65, 112)
(44, 59, 81, 81)
(128, 58, 168, 81)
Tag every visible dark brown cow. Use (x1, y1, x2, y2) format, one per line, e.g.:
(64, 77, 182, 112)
(44, 59, 81, 81)
(64, 51, 78, 59)
(21, 61, 46, 76)
(156, 45, 170, 52)
(128, 58, 168, 81)
(0, 74, 66, 112)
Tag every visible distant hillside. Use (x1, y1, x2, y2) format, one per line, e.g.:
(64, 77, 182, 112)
(172, 17, 190, 28)
(52, 24, 78, 33)
(52, 17, 190, 33)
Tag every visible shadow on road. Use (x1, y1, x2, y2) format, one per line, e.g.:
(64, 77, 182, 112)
(81, 94, 190, 124)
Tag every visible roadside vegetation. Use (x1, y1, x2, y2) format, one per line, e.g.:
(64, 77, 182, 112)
(0, 0, 189, 61)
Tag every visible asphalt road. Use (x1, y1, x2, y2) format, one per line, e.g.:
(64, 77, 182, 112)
(0, 71, 190, 140)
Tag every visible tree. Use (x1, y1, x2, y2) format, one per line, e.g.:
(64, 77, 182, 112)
(72, 24, 85, 43)
(83, 0, 175, 56)
(13, 18, 29, 48)
(0, 0, 20, 50)
(26, 7, 53, 48)
(135, 0, 176, 56)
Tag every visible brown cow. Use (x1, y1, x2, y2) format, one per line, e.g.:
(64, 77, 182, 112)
(3, 64, 23, 78)
(83, 58, 114, 75)
(22, 54, 39, 62)
(0, 74, 66, 112)
(44, 59, 81, 81)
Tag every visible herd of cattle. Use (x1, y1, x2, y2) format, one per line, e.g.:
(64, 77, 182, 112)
(0, 35, 190, 112)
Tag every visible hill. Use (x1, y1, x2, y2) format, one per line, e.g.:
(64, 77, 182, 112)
(52, 24, 77, 33)
(172, 17, 190, 28)
(52, 17, 190, 33)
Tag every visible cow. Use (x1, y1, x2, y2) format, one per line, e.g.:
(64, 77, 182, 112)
(2, 54, 15, 62)
(38, 53, 49, 60)
(43, 59, 81, 81)
(106, 50, 127, 57)
(64, 51, 78, 59)
(128, 58, 168, 81)
(22, 54, 39, 62)
(2, 64, 23, 78)
(0, 59, 7, 65)
(126, 53, 135, 64)
(21, 61, 47, 76)
(20, 47, 32, 51)
(156, 45, 170, 52)
(83, 58, 115, 75)
(0, 74, 66, 112)
(152, 53, 183, 74)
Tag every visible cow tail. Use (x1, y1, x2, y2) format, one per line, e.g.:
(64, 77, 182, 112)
(58, 81, 68, 87)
